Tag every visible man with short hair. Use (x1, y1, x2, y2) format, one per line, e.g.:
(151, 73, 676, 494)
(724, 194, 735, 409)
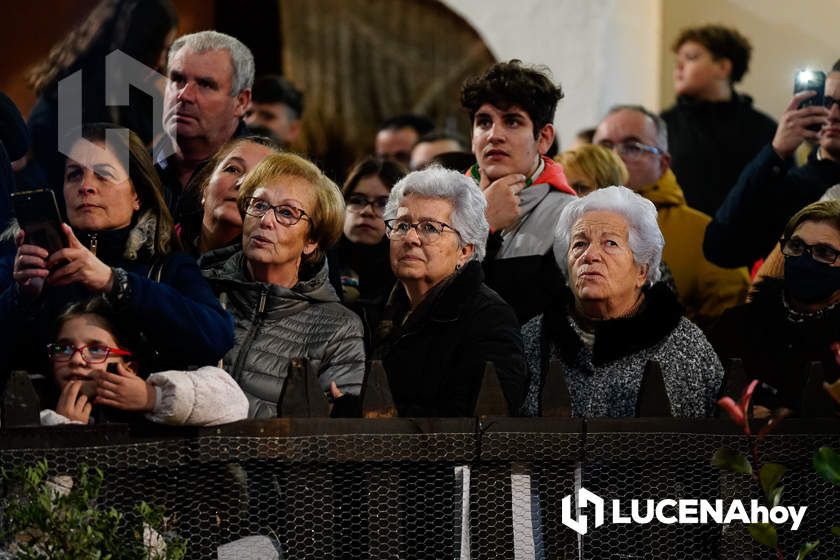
(409, 131, 465, 170)
(244, 74, 303, 145)
(156, 30, 254, 219)
(593, 105, 749, 329)
(374, 113, 434, 168)
(461, 60, 577, 324)
(705, 60, 840, 268)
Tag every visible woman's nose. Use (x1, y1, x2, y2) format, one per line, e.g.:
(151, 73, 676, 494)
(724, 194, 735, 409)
(404, 225, 422, 245)
(259, 210, 275, 228)
(79, 170, 96, 194)
(581, 244, 602, 262)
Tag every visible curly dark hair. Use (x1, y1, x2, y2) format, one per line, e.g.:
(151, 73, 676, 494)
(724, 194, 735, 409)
(672, 24, 752, 84)
(460, 60, 564, 140)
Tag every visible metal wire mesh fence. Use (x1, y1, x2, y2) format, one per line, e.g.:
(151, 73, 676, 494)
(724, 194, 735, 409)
(1, 418, 838, 559)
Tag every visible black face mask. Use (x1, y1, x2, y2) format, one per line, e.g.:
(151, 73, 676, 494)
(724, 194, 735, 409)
(784, 253, 840, 303)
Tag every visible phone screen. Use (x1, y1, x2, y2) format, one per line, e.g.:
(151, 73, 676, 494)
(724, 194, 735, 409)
(11, 189, 66, 255)
(795, 70, 826, 108)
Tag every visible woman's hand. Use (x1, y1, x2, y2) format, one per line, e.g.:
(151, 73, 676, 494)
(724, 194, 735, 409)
(56, 380, 93, 423)
(95, 362, 156, 412)
(12, 230, 50, 300)
(46, 224, 114, 292)
(329, 381, 344, 400)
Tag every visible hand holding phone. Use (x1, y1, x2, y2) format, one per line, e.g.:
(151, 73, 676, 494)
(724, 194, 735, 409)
(11, 189, 66, 255)
(771, 72, 830, 159)
(12, 229, 49, 300)
(10, 189, 67, 300)
(794, 70, 827, 132)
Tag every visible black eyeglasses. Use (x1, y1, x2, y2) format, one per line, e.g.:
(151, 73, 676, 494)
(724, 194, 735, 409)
(46, 343, 132, 364)
(780, 236, 840, 265)
(824, 96, 839, 111)
(597, 140, 662, 160)
(384, 219, 460, 244)
(346, 194, 389, 216)
(244, 197, 310, 227)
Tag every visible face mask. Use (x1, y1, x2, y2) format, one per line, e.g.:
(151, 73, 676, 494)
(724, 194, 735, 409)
(784, 253, 840, 303)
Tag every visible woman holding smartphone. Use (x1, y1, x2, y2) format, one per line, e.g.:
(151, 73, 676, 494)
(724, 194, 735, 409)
(1, 123, 233, 376)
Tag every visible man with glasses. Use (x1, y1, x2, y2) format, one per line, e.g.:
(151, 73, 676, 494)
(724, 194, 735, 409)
(594, 105, 749, 330)
(705, 60, 840, 269)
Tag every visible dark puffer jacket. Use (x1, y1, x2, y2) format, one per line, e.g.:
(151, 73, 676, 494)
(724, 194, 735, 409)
(200, 245, 365, 418)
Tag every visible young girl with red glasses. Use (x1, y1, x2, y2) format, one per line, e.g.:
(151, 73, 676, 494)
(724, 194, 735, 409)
(41, 297, 247, 426)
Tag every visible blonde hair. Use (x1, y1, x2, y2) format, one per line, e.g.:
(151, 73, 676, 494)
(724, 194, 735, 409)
(556, 144, 629, 195)
(238, 153, 345, 272)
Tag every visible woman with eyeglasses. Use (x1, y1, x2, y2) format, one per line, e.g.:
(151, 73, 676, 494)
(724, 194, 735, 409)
(372, 166, 527, 417)
(179, 135, 283, 257)
(327, 157, 406, 346)
(41, 296, 248, 426)
(711, 200, 840, 417)
(199, 153, 365, 418)
(1, 123, 233, 376)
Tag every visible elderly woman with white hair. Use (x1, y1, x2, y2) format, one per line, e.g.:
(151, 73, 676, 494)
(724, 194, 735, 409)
(521, 186, 723, 417)
(373, 166, 528, 417)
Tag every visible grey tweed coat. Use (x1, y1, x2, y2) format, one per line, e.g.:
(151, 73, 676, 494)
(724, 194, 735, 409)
(521, 283, 723, 418)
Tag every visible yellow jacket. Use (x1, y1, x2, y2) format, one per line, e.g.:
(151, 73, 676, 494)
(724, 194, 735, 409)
(638, 170, 749, 329)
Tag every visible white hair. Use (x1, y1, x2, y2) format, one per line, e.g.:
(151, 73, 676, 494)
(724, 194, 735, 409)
(554, 186, 664, 285)
(168, 31, 255, 96)
(384, 166, 489, 261)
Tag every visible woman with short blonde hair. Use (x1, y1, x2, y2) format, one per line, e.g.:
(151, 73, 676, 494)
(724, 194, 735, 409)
(201, 153, 365, 418)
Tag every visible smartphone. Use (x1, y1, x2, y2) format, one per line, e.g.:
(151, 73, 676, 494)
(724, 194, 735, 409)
(795, 70, 827, 131)
(11, 189, 66, 255)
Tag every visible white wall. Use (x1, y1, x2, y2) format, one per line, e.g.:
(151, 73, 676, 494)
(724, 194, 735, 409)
(442, 0, 663, 149)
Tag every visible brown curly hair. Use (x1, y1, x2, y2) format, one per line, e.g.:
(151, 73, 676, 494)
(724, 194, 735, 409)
(460, 60, 564, 140)
(672, 25, 752, 84)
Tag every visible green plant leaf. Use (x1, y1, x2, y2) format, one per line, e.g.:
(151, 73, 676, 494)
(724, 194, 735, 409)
(749, 523, 778, 548)
(796, 541, 819, 559)
(814, 447, 840, 487)
(760, 463, 787, 498)
(831, 526, 840, 537)
(767, 486, 784, 508)
(712, 447, 753, 474)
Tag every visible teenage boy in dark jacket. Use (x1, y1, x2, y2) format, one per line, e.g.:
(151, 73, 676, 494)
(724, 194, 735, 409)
(460, 60, 576, 324)
(662, 24, 776, 216)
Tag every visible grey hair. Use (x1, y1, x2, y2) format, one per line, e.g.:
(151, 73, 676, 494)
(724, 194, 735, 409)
(168, 31, 255, 96)
(607, 104, 669, 152)
(384, 166, 489, 262)
(554, 185, 664, 286)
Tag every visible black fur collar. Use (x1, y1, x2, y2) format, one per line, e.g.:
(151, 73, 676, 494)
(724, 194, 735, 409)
(545, 282, 685, 366)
